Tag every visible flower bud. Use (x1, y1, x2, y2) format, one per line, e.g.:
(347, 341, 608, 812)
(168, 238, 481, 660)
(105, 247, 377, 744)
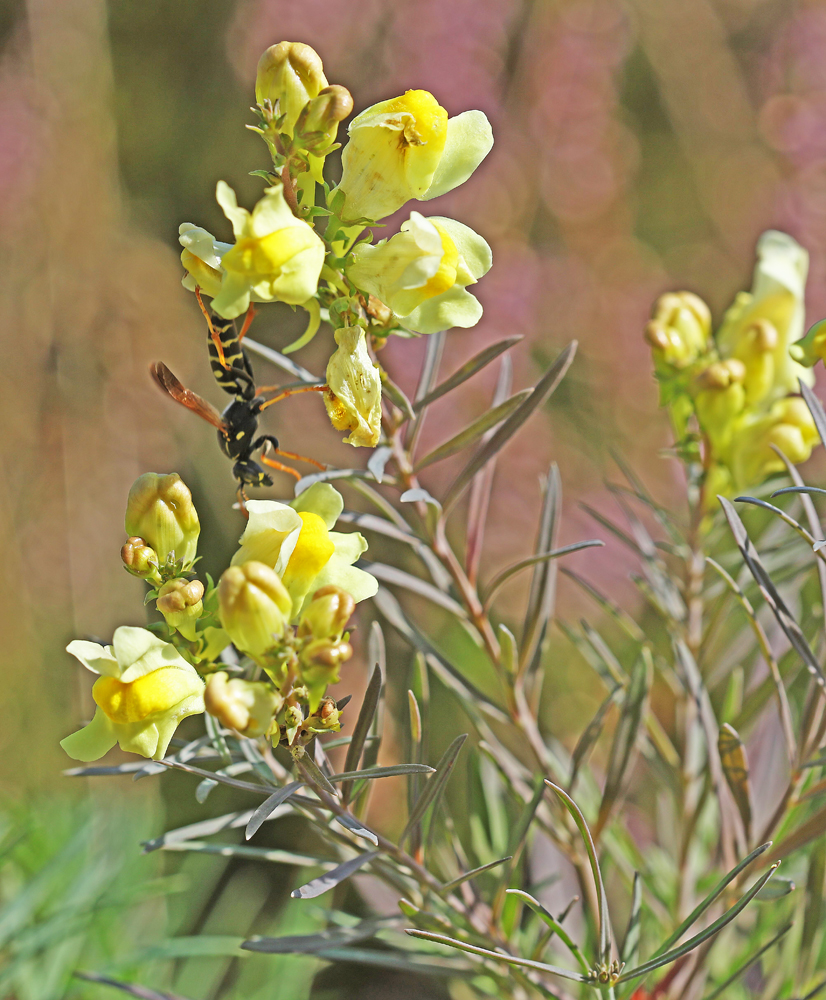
(204, 671, 281, 738)
(645, 291, 711, 369)
(255, 41, 328, 137)
(731, 397, 819, 489)
(298, 585, 356, 639)
(316, 697, 341, 730)
(125, 473, 200, 568)
(156, 578, 204, 641)
(323, 326, 382, 448)
(302, 638, 353, 670)
(693, 360, 746, 456)
(218, 561, 292, 659)
(121, 536, 160, 581)
(295, 85, 353, 150)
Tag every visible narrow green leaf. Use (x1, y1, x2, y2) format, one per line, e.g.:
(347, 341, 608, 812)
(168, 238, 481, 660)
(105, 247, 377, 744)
(157, 760, 273, 796)
(73, 972, 192, 1000)
(414, 390, 531, 471)
(755, 876, 795, 899)
(402, 734, 468, 846)
(329, 764, 434, 782)
(362, 562, 467, 618)
(404, 929, 592, 984)
(650, 840, 772, 960)
(341, 662, 382, 804)
(616, 864, 780, 984)
(295, 753, 338, 797)
(313, 946, 474, 976)
(414, 336, 523, 411)
(596, 647, 651, 838)
(570, 685, 623, 788)
(718, 724, 752, 843)
(380, 368, 415, 421)
(243, 920, 387, 953)
(443, 342, 577, 513)
(482, 540, 603, 609)
(559, 567, 645, 642)
(156, 840, 329, 867)
(334, 812, 379, 846)
(719, 496, 826, 691)
(769, 802, 826, 863)
(440, 856, 512, 893)
(291, 851, 378, 899)
(245, 782, 305, 840)
(505, 889, 590, 974)
(545, 780, 612, 964)
(703, 923, 792, 1000)
(735, 495, 824, 551)
(520, 464, 562, 675)
(800, 379, 826, 447)
(621, 872, 642, 968)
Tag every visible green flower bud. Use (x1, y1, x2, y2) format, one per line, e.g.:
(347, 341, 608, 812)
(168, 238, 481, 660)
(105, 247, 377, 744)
(121, 536, 160, 581)
(204, 671, 282, 738)
(255, 41, 328, 137)
(156, 578, 205, 641)
(218, 561, 292, 659)
(298, 585, 356, 640)
(315, 697, 342, 730)
(693, 358, 747, 456)
(125, 473, 200, 568)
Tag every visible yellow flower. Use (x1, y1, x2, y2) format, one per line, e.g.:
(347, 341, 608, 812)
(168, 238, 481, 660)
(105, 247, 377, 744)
(124, 473, 200, 569)
(692, 359, 747, 457)
(255, 41, 328, 137)
(204, 671, 282, 738)
(730, 397, 818, 490)
(323, 326, 382, 447)
(347, 213, 491, 334)
(231, 484, 378, 617)
(208, 182, 325, 318)
(338, 90, 493, 222)
(60, 627, 205, 762)
(179, 224, 232, 299)
(718, 230, 813, 402)
(217, 562, 292, 660)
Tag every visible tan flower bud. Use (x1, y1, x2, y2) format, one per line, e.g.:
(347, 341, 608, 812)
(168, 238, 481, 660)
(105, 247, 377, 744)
(295, 85, 353, 148)
(121, 537, 160, 580)
(156, 578, 205, 641)
(646, 291, 711, 369)
(204, 671, 281, 738)
(217, 561, 292, 659)
(125, 473, 200, 567)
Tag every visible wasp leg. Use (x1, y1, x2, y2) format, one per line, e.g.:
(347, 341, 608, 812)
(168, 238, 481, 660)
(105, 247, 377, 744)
(195, 286, 230, 369)
(257, 384, 328, 411)
(237, 304, 256, 343)
(255, 434, 326, 471)
(259, 451, 302, 481)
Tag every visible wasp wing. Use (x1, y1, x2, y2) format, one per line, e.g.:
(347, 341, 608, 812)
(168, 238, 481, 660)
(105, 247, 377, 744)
(150, 362, 227, 432)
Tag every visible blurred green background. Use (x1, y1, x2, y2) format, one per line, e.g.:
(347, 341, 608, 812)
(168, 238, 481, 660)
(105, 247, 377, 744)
(2, 0, 826, 995)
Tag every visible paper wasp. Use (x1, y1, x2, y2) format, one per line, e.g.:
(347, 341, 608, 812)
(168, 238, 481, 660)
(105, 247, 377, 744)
(151, 292, 325, 496)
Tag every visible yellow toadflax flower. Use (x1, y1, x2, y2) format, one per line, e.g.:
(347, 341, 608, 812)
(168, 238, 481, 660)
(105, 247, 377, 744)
(730, 397, 819, 490)
(60, 627, 205, 762)
(717, 230, 813, 403)
(323, 326, 382, 446)
(347, 212, 492, 334)
(205, 181, 325, 319)
(338, 90, 493, 222)
(231, 484, 378, 617)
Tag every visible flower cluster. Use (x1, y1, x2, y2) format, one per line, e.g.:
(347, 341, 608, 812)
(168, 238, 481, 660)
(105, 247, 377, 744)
(61, 475, 377, 761)
(645, 231, 819, 499)
(179, 40, 494, 450)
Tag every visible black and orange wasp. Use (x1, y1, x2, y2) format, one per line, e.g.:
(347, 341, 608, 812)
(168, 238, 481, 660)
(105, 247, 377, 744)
(151, 291, 326, 497)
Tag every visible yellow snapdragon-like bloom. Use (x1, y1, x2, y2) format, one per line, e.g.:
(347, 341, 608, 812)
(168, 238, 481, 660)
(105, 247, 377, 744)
(60, 627, 205, 762)
(231, 484, 378, 617)
(323, 326, 382, 447)
(730, 397, 819, 490)
(717, 230, 813, 402)
(198, 182, 324, 319)
(338, 90, 493, 222)
(347, 213, 492, 335)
